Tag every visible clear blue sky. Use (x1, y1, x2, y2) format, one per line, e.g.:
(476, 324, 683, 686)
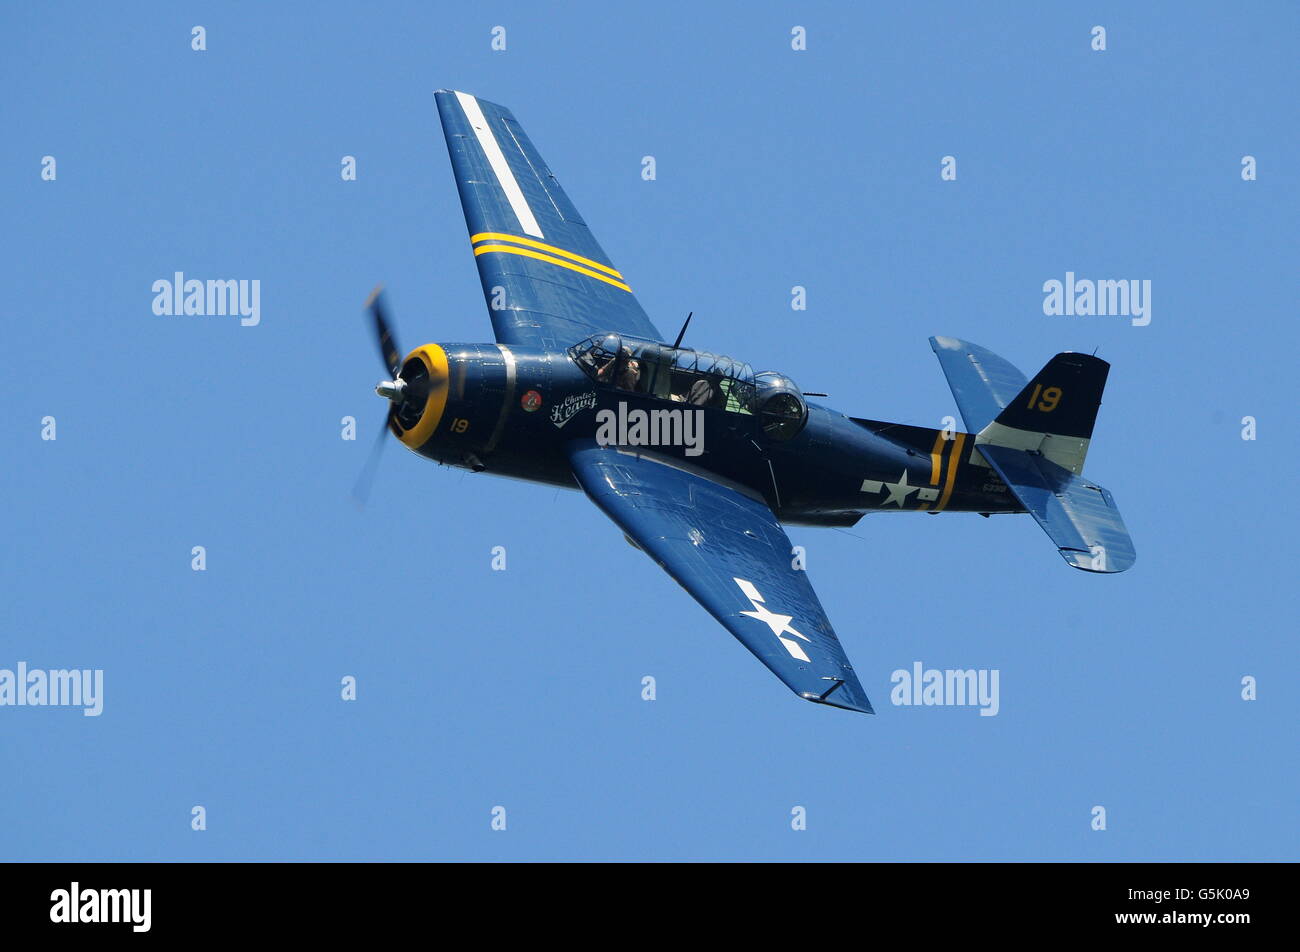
(3, 2, 1295, 861)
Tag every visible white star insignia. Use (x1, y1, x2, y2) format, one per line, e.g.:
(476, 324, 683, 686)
(740, 601, 800, 639)
(881, 470, 919, 508)
(733, 578, 812, 662)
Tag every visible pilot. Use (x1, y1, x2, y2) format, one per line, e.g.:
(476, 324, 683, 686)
(685, 376, 713, 406)
(616, 357, 642, 391)
(587, 353, 610, 382)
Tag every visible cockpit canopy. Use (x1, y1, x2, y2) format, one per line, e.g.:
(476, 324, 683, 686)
(569, 334, 757, 414)
(569, 334, 810, 439)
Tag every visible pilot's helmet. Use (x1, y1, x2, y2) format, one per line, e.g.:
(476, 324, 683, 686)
(598, 333, 622, 357)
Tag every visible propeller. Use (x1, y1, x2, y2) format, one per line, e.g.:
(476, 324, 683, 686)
(368, 284, 403, 379)
(350, 413, 390, 507)
(352, 285, 402, 507)
(353, 284, 450, 507)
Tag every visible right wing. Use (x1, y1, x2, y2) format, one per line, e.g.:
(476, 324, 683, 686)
(435, 90, 664, 349)
(567, 441, 873, 715)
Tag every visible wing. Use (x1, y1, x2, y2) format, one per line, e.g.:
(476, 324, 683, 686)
(567, 442, 874, 714)
(435, 90, 664, 349)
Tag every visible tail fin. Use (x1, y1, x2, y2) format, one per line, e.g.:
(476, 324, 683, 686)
(929, 339, 1133, 572)
(976, 352, 1109, 475)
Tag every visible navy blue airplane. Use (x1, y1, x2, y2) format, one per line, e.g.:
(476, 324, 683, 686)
(360, 90, 1136, 716)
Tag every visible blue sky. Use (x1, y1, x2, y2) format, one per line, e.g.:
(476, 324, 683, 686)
(2, 2, 1295, 861)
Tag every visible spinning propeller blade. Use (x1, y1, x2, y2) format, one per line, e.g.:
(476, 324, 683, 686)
(351, 412, 391, 508)
(353, 285, 404, 508)
(366, 285, 402, 378)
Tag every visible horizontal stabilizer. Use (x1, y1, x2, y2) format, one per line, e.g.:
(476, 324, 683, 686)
(978, 444, 1135, 573)
(929, 336, 1030, 433)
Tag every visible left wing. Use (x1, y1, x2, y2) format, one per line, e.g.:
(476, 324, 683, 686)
(435, 90, 664, 349)
(567, 442, 873, 714)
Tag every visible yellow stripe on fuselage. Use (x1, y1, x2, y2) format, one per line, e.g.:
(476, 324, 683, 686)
(470, 232, 624, 279)
(472, 243, 633, 293)
(934, 432, 967, 512)
(929, 432, 947, 485)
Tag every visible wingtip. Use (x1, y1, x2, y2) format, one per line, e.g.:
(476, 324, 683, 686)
(800, 692, 876, 716)
(1062, 548, 1135, 573)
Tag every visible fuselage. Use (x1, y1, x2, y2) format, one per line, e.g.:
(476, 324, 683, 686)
(388, 340, 1026, 526)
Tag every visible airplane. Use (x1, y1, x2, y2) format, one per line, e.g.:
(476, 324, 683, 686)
(358, 89, 1136, 716)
